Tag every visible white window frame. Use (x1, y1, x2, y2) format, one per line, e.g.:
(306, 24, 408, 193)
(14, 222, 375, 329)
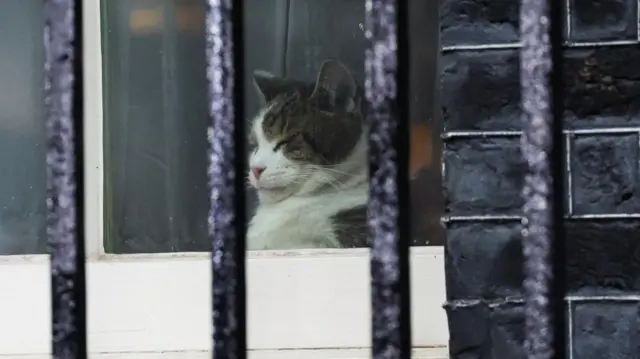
(0, 1, 448, 358)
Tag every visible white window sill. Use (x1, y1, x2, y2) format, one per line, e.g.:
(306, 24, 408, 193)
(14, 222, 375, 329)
(0, 247, 447, 357)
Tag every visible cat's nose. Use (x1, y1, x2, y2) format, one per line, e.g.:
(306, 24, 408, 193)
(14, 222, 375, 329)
(251, 166, 266, 181)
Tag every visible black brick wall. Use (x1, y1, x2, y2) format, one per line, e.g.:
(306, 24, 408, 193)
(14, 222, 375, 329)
(441, 1, 640, 358)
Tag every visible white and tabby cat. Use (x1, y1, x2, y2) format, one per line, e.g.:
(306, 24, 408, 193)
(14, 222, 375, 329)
(246, 59, 368, 250)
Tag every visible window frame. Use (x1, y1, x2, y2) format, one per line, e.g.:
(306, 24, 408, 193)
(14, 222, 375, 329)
(0, 0, 448, 357)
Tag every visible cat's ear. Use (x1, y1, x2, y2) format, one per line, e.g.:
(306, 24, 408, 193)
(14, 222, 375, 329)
(253, 70, 280, 104)
(310, 59, 358, 113)
(253, 70, 305, 104)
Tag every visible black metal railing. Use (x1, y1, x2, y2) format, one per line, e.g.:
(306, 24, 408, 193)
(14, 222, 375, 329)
(43, 0, 566, 359)
(205, 1, 247, 359)
(45, 0, 87, 358)
(365, 1, 412, 359)
(520, 0, 566, 358)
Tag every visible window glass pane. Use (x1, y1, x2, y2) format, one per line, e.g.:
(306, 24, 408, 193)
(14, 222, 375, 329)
(102, 0, 210, 253)
(0, 1, 46, 255)
(409, 0, 443, 246)
(102, 0, 442, 253)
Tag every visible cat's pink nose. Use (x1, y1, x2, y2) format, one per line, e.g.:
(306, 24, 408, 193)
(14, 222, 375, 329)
(251, 166, 266, 181)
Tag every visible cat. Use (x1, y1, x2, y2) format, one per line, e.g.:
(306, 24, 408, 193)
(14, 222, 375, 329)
(246, 59, 368, 250)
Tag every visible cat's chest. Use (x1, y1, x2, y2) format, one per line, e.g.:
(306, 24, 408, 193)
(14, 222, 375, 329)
(247, 190, 367, 250)
(248, 205, 333, 250)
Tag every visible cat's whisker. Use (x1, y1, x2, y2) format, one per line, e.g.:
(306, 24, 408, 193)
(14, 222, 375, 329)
(319, 167, 354, 177)
(299, 164, 355, 178)
(291, 171, 316, 180)
(316, 173, 345, 191)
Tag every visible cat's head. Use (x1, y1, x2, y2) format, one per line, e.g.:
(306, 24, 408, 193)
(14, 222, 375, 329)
(248, 59, 366, 204)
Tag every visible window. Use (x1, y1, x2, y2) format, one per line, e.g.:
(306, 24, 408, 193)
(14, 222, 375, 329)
(101, 0, 444, 252)
(0, 1, 46, 255)
(0, 1, 446, 358)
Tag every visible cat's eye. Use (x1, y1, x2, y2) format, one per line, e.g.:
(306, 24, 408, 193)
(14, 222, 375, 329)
(289, 149, 303, 158)
(273, 138, 291, 152)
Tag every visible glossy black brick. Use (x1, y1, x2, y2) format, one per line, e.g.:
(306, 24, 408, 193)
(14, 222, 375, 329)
(571, 301, 640, 359)
(440, 0, 519, 47)
(447, 299, 640, 359)
(565, 220, 640, 296)
(486, 302, 526, 359)
(442, 46, 640, 131)
(444, 137, 525, 216)
(569, 0, 638, 42)
(446, 301, 527, 359)
(447, 220, 640, 300)
(446, 303, 491, 358)
(441, 50, 521, 131)
(564, 46, 640, 128)
(446, 222, 524, 300)
(570, 134, 640, 214)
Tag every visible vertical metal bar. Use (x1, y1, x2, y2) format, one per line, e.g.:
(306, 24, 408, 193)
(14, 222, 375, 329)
(520, 0, 566, 357)
(566, 299, 574, 359)
(565, 135, 573, 216)
(206, 1, 247, 359)
(564, 0, 572, 43)
(44, 0, 88, 358)
(365, 1, 412, 359)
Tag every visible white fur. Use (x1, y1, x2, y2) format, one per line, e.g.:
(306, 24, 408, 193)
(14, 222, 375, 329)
(247, 108, 368, 250)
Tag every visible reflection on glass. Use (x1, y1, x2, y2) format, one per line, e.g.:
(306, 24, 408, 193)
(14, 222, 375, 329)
(102, 0, 442, 253)
(246, 60, 367, 249)
(410, 124, 444, 246)
(103, 0, 210, 253)
(0, 1, 46, 255)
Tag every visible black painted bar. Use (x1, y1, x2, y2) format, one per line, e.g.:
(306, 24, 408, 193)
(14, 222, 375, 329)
(205, 1, 247, 359)
(545, 3, 567, 357)
(365, 1, 412, 359)
(44, 0, 88, 358)
(520, 0, 566, 358)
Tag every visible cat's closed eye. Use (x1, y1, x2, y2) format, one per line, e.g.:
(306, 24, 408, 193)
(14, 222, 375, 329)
(273, 139, 290, 152)
(288, 149, 304, 159)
